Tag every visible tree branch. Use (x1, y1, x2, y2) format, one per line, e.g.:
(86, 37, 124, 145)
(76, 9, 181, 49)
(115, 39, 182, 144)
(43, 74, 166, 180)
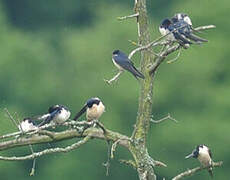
(172, 161, 223, 180)
(117, 13, 139, 21)
(0, 122, 130, 151)
(150, 113, 177, 124)
(0, 136, 91, 161)
(104, 71, 123, 85)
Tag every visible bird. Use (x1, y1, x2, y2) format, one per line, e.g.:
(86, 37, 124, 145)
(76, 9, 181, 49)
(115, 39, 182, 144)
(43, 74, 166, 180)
(172, 13, 192, 27)
(38, 104, 71, 127)
(159, 18, 192, 47)
(18, 118, 38, 132)
(112, 50, 145, 79)
(185, 144, 213, 177)
(73, 97, 105, 122)
(171, 13, 208, 43)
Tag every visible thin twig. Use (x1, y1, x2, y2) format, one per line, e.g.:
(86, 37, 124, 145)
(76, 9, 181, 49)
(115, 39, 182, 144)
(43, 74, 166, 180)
(4, 108, 18, 129)
(29, 144, 36, 176)
(0, 136, 91, 161)
(153, 160, 167, 167)
(117, 13, 139, 21)
(104, 71, 123, 85)
(103, 141, 111, 176)
(194, 25, 216, 31)
(111, 139, 122, 159)
(167, 48, 182, 64)
(172, 161, 223, 180)
(151, 113, 178, 124)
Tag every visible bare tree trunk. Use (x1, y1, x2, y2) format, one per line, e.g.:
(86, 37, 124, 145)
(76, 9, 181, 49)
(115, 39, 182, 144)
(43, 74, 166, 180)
(130, 0, 156, 179)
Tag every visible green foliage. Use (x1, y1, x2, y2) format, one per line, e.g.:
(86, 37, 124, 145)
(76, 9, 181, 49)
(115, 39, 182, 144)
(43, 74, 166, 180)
(0, 1, 229, 180)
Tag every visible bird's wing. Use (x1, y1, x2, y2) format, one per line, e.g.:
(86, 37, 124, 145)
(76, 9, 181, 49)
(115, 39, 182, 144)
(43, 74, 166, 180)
(184, 33, 208, 43)
(38, 109, 60, 127)
(173, 32, 192, 44)
(73, 104, 87, 120)
(114, 55, 145, 79)
(208, 148, 212, 158)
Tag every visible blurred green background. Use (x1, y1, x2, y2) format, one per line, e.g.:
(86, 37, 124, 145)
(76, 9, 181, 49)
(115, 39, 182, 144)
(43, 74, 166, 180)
(0, 0, 229, 179)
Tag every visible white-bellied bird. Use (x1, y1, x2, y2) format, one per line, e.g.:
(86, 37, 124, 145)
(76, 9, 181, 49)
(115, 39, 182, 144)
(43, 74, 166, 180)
(38, 104, 71, 126)
(185, 144, 213, 177)
(73, 97, 105, 121)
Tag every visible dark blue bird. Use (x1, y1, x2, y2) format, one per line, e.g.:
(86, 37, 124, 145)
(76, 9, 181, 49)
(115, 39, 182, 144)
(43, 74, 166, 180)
(112, 50, 145, 79)
(159, 18, 192, 47)
(171, 13, 208, 43)
(38, 104, 71, 127)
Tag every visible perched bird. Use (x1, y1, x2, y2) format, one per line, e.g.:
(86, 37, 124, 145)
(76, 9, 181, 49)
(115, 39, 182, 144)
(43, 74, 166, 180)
(185, 144, 213, 177)
(38, 104, 71, 127)
(171, 13, 208, 43)
(159, 18, 192, 47)
(172, 13, 192, 27)
(112, 50, 145, 79)
(73, 97, 105, 121)
(18, 118, 38, 132)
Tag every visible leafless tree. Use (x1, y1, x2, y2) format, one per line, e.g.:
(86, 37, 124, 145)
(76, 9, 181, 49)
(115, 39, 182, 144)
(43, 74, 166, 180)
(0, 0, 221, 179)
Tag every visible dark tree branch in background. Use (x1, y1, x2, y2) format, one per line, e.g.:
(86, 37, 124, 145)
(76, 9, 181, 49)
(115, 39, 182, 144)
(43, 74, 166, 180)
(172, 161, 223, 180)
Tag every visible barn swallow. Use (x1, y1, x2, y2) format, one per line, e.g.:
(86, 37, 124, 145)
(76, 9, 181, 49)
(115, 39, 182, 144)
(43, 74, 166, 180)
(112, 50, 145, 79)
(73, 97, 105, 122)
(186, 144, 213, 177)
(159, 18, 193, 47)
(38, 104, 71, 126)
(18, 118, 38, 132)
(171, 13, 208, 43)
(172, 13, 192, 26)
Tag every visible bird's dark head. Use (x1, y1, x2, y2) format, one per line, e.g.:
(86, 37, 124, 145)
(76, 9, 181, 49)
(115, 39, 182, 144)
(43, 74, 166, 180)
(23, 118, 32, 123)
(48, 104, 62, 113)
(185, 145, 200, 159)
(160, 18, 172, 28)
(112, 50, 120, 55)
(86, 97, 101, 108)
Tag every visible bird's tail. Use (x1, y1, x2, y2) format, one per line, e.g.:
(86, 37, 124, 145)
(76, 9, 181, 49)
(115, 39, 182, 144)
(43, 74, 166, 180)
(73, 104, 87, 120)
(130, 65, 145, 79)
(38, 109, 60, 127)
(186, 33, 208, 43)
(208, 167, 213, 178)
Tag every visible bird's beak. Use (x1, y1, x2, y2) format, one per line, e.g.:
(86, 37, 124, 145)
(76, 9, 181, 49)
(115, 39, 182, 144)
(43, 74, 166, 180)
(185, 153, 193, 159)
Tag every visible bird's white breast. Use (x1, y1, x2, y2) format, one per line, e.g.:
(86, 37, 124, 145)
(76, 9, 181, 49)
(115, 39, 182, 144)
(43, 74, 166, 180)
(53, 109, 71, 124)
(159, 27, 175, 41)
(198, 147, 212, 167)
(159, 27, 168, 36)
(184, 16, 192, 26)
(86, 102, 105, 121)
(18, 121, 37, 132)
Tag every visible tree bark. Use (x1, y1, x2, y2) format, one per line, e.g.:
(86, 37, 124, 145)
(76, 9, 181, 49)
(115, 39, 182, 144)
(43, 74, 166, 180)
(130, 0, 156, 179)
